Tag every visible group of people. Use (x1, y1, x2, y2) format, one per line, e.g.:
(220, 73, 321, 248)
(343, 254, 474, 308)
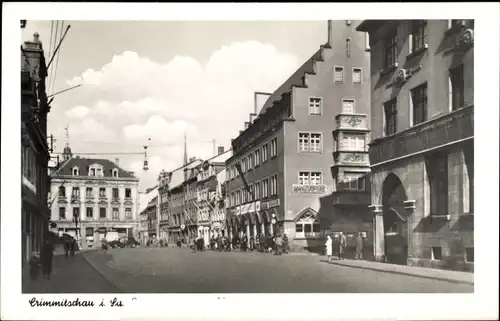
(190, 233, 289, 255)
(29, 239, 55, 281)
(325, 232, 365, 262)
(64, 239, 78, 258)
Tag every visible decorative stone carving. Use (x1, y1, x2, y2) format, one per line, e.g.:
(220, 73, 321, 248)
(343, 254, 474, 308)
(393, 65, 422, 86)
(458, 28, 474, 46)
(344, 153, 365, 163)
(292, 184, 327, 194)
(344, 115, 363, 127)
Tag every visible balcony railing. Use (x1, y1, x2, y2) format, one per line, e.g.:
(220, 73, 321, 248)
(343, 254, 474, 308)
(369, 105, 473, 165)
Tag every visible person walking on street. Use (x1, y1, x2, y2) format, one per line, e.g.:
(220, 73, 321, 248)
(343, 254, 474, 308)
(325, 235, 333, 262)
(355, 232, 364, 260)
(274, 234, 283, 255)
(338, 232, 347, 260)
(29, 251, 41, 281)
(282, 234, 289, 254)
(64, 239, 70, 258)
(70, 239, 77, 257)
(41, 239, 54, 280)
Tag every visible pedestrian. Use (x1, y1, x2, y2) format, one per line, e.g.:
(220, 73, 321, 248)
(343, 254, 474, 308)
(283, 234, 289, 254)
(29, 251, 41, 281)
(64, 239, 70, 258)
(338, 232, 347, 260)
(274, 234, 283, 255)
(325, 235, 333, 262)
(40, 239, 54, 280)
(102, 237, 108, 253)
(201, 237, 205, 251)
(259, 234, 265, 253)
(70, 239, 77, 257)
(267, 234, 274, 253)
(355, 232, 364, 260)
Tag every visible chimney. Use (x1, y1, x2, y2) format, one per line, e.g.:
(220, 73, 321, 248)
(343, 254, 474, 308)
(189, 157, 196, 163)
(218, 146, 225, 155)
(327, 20, 333, 46)
(115, 158, 119, 166)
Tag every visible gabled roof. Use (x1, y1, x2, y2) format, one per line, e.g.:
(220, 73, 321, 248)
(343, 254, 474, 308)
(169, 159, 203, 189)
(258, 47, 323, 116)
(51, 157, 137, 179)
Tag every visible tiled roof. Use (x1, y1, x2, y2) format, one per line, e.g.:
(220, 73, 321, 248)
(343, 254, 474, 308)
(51, 157, 137, 179)
(258, 47, 323, 116)
(168, 159, 203, 189)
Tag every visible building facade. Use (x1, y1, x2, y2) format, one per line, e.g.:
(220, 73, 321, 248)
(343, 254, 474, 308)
(225, 20, 370, 251)
(357, 20, 474, 271)
(158, 170, 172, 241)
(21, 31, 51, 264)
(49, 155, 140, 249)
(195, 147, 230, 245)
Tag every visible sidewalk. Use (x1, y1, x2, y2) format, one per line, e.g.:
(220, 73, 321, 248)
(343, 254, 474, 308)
(23, 252, 121, 293)
(324, 258, 474, 285)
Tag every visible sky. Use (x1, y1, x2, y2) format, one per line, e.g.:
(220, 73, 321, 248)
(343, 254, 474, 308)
(22, 21, 328, 192)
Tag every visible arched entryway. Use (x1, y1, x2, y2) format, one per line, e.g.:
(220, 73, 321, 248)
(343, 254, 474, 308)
(381, 173, 408, 265)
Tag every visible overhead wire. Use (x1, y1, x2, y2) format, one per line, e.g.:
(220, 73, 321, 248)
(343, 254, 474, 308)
(48, 20, 59, 91)
(51, 20, 65, 95)
(47, 21, 54, 67)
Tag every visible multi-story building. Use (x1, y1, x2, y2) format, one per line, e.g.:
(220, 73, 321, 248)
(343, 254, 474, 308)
(138, 185, 158, 243)
(146, 195, 158, 240)
(21, 31, 51, 265)
(167, 158, 203, 244)
(225, 20, 370, 251)
(357, 20, 474, 271)
(195, 147, 231, 245)
(49, 152, 140, 249)
(158, 170, 172, 241)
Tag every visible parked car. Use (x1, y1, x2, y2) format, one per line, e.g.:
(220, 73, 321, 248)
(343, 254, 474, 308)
(108, 240, 124, 249)
(126, 237, 140, 248)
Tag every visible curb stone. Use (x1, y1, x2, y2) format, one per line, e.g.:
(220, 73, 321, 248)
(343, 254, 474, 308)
(322, 260, 474, 286)
(80, 252, 124, 293)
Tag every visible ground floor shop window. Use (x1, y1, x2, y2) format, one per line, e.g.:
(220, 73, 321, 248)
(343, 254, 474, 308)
(295, 210, 320, 238)
(86, 227, 94, 237)
(431, 246, 442, 260)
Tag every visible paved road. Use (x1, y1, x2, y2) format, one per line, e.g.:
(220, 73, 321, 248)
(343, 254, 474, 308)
(23, 253, 121, 293)
(83, 247, 473, 293)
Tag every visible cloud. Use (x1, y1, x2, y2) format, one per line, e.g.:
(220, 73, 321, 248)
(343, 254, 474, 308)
(63, 41, 301, 190)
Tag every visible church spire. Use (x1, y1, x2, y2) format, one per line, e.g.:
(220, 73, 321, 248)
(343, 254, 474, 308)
(183, 132, 188, 165)
(62, 125, 72, 161)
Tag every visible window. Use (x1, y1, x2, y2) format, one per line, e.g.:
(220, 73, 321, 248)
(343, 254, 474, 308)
(342, 134, 365, 151)
(262, 179, 269, 198)
(59, 186, 66, 197)
(99, 188, 106, 198)
(112, 169, 119, 177)
(384, 28, 398, 68)
(248, 184, 254, 201)
(125, 208, 132, 220)
(344, 173, 366, 191)
(342, 99, 355, 113)
(334, 67, 344, 83)
(90, 168, 96, 176)
(86, 207, 93, 218)
(353, 68, 362, 84)
(85, 227, 94, 237)
(112, 208, 119, 220)
(346, 38, 351, 57)
(270, 175, 278, 195)
(271, 138, 277, 157)
(464, 145, 474, 213)
(262, 144, 269, 162)
(411, 20, 428, 52)
(298, 133, 322, 153)
(73, 207, 80, 219)
(72, 167, 79, 176)
(431, 246, 442, 260)
(255, 181, 261, 199)
(465, 247, 474, 263)
(295, 211, 321, 238)
(125, 188, 132, 198)
(411, 83, 428, 125)
(309, 97, 322, 115)
(248, 154, 253, 170)
(426, 151, 448, 215)
(99, 207, 106, 219)
(254, 149, 260, 166)
(112, 188, 119, 198)
(450, 64, 464, 111)
(299, 171, 322, 185)
(242, 188, 247, 203)
(72, 187, 80, 198)
(59, 207, 66, 219)
(86, 187, 93, 198)
(384, 99, 397, 136)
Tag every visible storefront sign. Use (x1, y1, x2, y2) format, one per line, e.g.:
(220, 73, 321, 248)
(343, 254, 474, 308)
(268, 199, 280, 208)
(255, 201, 261, 212)
(292, 184, 327, 194)
(261, 202, 269, 210)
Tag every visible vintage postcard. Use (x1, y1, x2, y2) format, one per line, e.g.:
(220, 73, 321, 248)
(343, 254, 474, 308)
(2, 2, 499, 321)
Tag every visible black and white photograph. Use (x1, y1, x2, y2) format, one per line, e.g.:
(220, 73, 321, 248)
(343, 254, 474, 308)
(2, 2, 499, 321)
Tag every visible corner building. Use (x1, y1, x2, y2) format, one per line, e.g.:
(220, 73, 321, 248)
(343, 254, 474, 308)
(357, 20, 474, 271)
(225, 20, 370, 251)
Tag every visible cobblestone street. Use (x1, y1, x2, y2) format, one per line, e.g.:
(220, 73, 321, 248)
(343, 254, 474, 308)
(76, 247, 473, 293)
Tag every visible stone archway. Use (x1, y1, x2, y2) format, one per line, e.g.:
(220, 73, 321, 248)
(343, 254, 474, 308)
(381, 173, 409, 265)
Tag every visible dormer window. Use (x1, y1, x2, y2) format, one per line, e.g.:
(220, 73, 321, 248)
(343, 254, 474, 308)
(72, 167, 79, 176)
(112, 169, 119, 178)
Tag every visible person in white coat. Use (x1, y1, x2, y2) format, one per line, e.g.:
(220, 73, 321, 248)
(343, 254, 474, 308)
(325, 235, 333, 262)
